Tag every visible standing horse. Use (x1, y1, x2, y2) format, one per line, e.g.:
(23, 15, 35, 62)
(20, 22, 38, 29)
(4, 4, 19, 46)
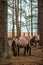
(12, 36, 31, 56)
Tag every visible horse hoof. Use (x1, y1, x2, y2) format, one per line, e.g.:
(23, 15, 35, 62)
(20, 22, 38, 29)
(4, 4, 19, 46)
(29, 54, 31, 56)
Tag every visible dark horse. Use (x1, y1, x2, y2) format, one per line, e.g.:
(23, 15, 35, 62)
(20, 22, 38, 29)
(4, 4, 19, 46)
(30, 35, 40, 47)
(12, 36, 31, 56)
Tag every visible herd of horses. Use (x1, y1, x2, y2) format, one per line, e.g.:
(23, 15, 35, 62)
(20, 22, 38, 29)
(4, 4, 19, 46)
(11, 35, 40, 56)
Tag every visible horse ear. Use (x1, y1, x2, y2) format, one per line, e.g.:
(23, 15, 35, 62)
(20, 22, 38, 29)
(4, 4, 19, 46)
(15, 36, 19, 39)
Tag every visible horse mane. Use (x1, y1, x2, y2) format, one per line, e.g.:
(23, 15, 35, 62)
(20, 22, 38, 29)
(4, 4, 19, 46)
(15, 36, 19, 39)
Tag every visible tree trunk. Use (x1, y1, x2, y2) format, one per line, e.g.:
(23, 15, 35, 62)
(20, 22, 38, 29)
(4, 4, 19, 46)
(12, 0, 15, 39)
(15, 0, 21, 36)
(0, 0, 8, 57)
(31, 0, 33, 37)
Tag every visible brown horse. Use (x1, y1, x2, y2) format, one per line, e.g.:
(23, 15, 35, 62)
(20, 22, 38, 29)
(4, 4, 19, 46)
(12, 35, 40, 56)
(12, 36, 31, 56)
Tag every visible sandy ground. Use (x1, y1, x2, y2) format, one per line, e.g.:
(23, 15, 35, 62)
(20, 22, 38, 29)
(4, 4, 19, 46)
(0, 40, 43, 65)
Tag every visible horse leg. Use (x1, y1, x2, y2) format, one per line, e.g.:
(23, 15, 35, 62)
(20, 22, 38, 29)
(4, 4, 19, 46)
(28, 47, 31, 55)
(27, 45, 28, 54)
(18, 47, 19, 56)
(35, 42, 37, 47)
(27, 45, 31, 55)
(12, 48, 17, 56)
(24, 47, 26, 55)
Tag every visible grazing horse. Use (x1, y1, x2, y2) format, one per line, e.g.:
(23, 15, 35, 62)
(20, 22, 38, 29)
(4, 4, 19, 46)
(30, 35, 40, 47)
(12, 36, 31, 56)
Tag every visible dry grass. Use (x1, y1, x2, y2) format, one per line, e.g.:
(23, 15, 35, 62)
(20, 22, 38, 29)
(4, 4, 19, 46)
(0, 48, 43, 65)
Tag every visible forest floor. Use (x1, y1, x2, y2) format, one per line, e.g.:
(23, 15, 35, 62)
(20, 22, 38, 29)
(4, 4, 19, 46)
(0, 40, 43, 65)
(0, 47, 43, 65)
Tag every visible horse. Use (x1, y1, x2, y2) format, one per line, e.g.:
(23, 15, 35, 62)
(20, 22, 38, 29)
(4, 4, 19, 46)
(30, 35, 40, 47)
(11, 36, 31, 56)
